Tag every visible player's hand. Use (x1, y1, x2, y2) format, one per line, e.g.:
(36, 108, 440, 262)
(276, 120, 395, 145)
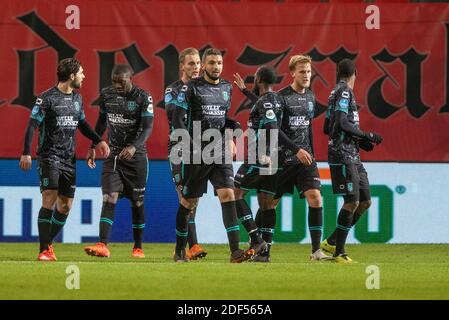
(365, 132, 383, 145)
(233, 73, 246, 91)
(259, 154, 271, 166)
(86, 148, 96, 169)
(119, 145, 136, 160)
(97, 141, 110, 158)
(19, 155, 32, 171)
(359, 139, 374, 152)
(295, 148, 312, 166)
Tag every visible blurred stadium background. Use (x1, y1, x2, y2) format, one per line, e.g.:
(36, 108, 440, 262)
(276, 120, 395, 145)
(1, 0, 448, 247)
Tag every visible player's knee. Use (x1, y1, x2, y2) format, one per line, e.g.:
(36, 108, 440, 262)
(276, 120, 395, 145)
(57, 201, 72, 214)
(343, 201, 359, 213)
(233, 188, 246, 200)
(305, 189, 322, 207)
(103, 193, 118, 204)
(359, 200, 372, 211)
(181, 197, 198, 210)
(218, 190, 235, 203)
(42, 198, 57, 209)
(42, 192, 57, 209)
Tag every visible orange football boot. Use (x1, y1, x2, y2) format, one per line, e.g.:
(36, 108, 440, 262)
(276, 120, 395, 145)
(84, 242, 110, 258)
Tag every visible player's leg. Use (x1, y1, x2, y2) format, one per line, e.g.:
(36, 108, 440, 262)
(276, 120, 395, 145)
(333, 195, 358, 263)
(216, 187, 250, 263)
(303, 189, 332, 261)
(130, 199, 145, 258)
(328, 164, 361, 263)
(84, 158, 121, 257)
(351, 164, 372, 226)
(185, 206, 207, 259)
(212, 164, 252, 262)
(298, 164, 332, 260)
(233, 164, 266, 254)
(84, 192, 118, 258)
(322, 164, 369, 256)
(173, 163, 206, 259)
(36, 161, 59, 260)
(252, 192, 278, 262)
(49, 195, 73, 243)
(37, 190, 58, 260)
(173, 163, 207, 262)
(175, 196, 199, 262)
(254, 167, 290, 260)
(124, 156, 149, 258)
(48, 165, 76, 243)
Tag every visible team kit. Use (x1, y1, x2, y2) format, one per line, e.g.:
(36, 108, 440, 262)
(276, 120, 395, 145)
(19, 48, 383, 264)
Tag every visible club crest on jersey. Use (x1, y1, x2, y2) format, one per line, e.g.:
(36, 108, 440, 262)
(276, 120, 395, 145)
(127, 101, 137, 111)
(177, 92, 185, 103)
(223, 91, 229, 102)
(265, 110, 276, 120)
(74, 101, 80, 111)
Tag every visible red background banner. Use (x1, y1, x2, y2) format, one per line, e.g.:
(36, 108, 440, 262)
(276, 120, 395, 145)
(0, 1, 448, 161)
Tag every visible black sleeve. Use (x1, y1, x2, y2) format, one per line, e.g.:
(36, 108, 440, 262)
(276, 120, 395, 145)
(90, 112, 107, 148)
(265, 122, 300, 154)
(131, 117, 153, 148)
(22, 118, 40, 155)
(173, 107, 187, 131)
(241, 88, 259, 105)
(78, 118, 103, 145)
(323, 117, 330, 135)
(309, 120, 315, 157)
(335, 110, 367, 139)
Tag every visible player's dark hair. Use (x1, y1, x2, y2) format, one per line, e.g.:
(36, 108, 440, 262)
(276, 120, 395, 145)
(337, 59, 357, 81)
(112, 64, 133, 76)
(256, 66, 277, 85)
(202, 48, 222, 63)
(57, 58, 81, 82)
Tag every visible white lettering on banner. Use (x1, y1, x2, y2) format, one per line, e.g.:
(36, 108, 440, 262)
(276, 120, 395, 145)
(1, 187, 40, 236)
(0, 187, 102, 242)
(194, 162, 449, 244)
(281, 197, 293, 232)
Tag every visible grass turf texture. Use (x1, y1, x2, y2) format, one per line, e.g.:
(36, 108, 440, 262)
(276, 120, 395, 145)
(0, 243, 448, 300)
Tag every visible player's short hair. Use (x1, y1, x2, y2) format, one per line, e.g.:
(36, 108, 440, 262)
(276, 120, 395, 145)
(57, 58, 81, 82)
(337, 59, 357, 80)
(179, 48, 199, 64)
(288, 54, 312, 71)
(256, 66, 277, 85)
(202, 48, 222, 63)
(112, 64, 133, 76)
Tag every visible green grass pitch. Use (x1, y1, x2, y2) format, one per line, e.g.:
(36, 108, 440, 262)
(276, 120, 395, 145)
(0, 243, 448, 300)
